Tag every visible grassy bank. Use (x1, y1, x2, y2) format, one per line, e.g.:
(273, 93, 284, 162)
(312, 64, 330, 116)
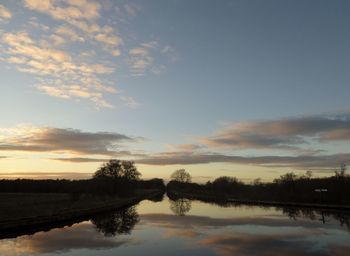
(0, 189, 163, 232)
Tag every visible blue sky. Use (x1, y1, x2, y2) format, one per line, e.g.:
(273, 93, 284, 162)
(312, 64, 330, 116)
(0, 0, 350, 182)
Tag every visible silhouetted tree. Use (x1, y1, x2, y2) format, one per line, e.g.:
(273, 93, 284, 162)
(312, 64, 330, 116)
(212, 176, 241, 194)
(122, 161, 141, 181)
(296, 171, 313, 181)
(93, 159, 141, 181)
(273, 172, 297, 184)
(170, 169, 191, 183)
(252, 178, 262, 186)
(335, 163, 347, 178)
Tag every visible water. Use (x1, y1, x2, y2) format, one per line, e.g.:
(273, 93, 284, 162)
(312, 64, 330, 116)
(0, 196, 349, 256)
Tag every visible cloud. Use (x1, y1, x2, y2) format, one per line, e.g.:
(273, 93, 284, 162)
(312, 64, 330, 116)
(95, 33, 122, 47)
(120, 96, 141, 109)
(24, 0, 101, 21)
(114, 3, 142, 23)
(1, 1, 172, 108)
(161, 45, 178, 62)
(1, 31, 117, 108)
(129, 45, 154, 76)
(199, 115, 350, 151)
(123, 3, 142, 17)
(23, 1, 122, 53)
(27, 17, 50, 31)
(49, 34, 65, 46)
(51, 157, 108, 163)
(0, 4, 11, 22)
(55, 25, 84, 42)
(80, 50, 96, 57)
(128, 41, 167, 76)
(166, 143, 204, 151)
(137, 151, 350, 170)
(128, 40, 173, 76)
(135, 113, 350, 169)
(0, 125, 138, 156)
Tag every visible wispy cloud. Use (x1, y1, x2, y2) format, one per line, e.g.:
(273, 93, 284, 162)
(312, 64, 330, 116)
(128, 40, 174, 76)
(24, 0, 101, 20)
(120, 96, 141, 109)
(2, 30, 117, 108)
(0, 1, 174, 109)
(19, 0, 121, 108)
(129, 41, 157, 76)
(55, 25, 84, 42)
(114, 3, 142, 23)
(0, 4, 11, 22)
(27, 17, 50, 31)
(23, 0, 122, 55)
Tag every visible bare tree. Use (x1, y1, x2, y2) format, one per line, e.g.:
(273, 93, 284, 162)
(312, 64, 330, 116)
(335, 163, 347, 178)
(170, 169, 191, 183)
(93, 159, 141, 181)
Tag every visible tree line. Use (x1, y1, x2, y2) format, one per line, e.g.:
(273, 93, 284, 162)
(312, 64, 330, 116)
(1, 160, 349, 205)
(167, 165, 350, 205)
(0, 160, 165, 196)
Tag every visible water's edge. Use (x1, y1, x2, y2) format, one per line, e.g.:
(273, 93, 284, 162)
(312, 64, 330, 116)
(0, 190, 163, 239)
(167, 190, 350, 211)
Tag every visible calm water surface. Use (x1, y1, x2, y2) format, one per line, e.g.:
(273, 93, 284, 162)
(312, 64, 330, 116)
(1, 196, 349, 256)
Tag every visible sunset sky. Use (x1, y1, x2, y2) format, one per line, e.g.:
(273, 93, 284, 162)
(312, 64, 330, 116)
(1, 0, 350, 182)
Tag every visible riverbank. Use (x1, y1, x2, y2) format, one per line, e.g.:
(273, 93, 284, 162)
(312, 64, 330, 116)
(0, 189, 163, 234)
(167, 191, 350, 211)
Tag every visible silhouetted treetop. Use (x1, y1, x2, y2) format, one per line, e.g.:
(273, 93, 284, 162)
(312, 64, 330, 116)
(170, 169, 191, 183)
(93, 159, 141, 181)
(335, 163, 347, 178)
(273, 172, 298, 184)
(212, 176, 241, 186)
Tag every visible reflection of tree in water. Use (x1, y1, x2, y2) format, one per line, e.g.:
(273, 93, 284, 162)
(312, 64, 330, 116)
(334, 213, 350, 231)
(280, 207, 317, 221)
(169, 198, 192, 216)
(91, 206, 139, 237)
(279, 206, 350, 231)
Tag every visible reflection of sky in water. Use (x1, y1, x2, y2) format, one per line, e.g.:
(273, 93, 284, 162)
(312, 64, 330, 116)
(0, 197, 349, 256)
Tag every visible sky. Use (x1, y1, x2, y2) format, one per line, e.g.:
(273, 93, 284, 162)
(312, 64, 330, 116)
(0, 0, 350, 182)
